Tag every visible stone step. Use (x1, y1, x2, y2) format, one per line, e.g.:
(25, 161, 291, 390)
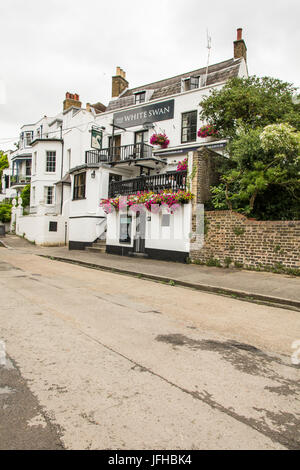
(92, 239, 106, 246)
(86, 246, 106, 253)
(128, 251, 149, 259)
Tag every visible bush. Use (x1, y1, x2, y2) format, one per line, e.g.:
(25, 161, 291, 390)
(0, 203, 12, 223)
(20, 184, 30, 208)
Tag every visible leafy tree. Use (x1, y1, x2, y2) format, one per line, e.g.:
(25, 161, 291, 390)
(211, 124, 300, 218)
(200, 76, 300, 139)
(0, 203, 12, 223)
(0, 151, 9, 192)
(20, 184, 30, 208)
(0, 152, 9, 170)
(200, 76, 300, 219)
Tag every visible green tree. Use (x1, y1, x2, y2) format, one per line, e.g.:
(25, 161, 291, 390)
(20, 184, 30, 208)
(0, 151, 9, 192)
(200, 76, 300, 139)
(211, 124, 300, 218)
(200, 76, 300, 219)
(0, 203, 12, 223)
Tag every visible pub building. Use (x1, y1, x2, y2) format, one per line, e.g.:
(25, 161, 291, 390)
(13, 29, 248, 260)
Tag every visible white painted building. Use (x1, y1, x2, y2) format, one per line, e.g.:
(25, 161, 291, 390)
(12, 28, 248, 259)
(1, 149, 13, 201)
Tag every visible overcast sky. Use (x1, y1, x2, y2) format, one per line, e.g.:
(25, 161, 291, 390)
(0, 0, 299, 150)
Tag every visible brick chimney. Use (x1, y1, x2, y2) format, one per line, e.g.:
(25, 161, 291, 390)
(234, 28, 247, 62)
(112, 67, 128, 98)
(63, 92, 82, 111)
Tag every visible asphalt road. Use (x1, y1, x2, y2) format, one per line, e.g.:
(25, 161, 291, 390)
(0, 247, 299, 450)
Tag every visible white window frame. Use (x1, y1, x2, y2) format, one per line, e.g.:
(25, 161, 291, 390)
(33, 152, 37, 174)
(46, 151, 56, 173)
(67, 148, 71, 171)
(134, 91, 146, 104)
(44, 186, 54, 205)
(25, 131, 33, 147)
(31, 186, 36, 205)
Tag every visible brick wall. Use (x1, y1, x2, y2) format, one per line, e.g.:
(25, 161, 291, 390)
(112, 75, 128, 98)
(190, 210, 300, 269)
(191, 147, 224, 204)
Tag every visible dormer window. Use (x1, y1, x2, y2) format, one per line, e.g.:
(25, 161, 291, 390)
(190, 76, 199, 89)
(25, 131, 33, 146)
(182, 76, 199, 92)
(135, 92, 146, 104)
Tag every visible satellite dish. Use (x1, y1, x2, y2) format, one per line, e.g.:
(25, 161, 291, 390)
(143, 122, 155, 130)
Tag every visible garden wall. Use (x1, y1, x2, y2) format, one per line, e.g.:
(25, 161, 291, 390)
(190, 211, 300, 270)
(16, 214, 68, 246)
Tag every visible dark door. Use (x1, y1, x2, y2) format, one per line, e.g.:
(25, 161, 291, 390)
(108, 135, 121, 161)
(134, 210, 146, 253)
(134, 130, 148, 158)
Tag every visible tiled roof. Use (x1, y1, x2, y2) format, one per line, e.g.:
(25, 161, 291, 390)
(106, 58, 242, 112)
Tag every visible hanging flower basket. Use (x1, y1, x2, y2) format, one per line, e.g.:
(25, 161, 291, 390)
(197, 124, 218, 139)
(176, 157, 188, 172)
(150, 133, 170, 149)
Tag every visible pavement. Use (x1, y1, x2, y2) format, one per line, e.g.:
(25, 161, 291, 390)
(1, 234, 300, 309)
(0, 246, 300, 450)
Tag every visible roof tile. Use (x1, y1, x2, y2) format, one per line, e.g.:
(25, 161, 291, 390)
(106, 58, 241, 112)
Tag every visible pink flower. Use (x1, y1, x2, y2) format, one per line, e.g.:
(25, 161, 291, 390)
(197, 124, 218, 138)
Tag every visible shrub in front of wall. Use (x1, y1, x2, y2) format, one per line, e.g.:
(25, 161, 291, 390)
(224, 257, 232, 268)
(206, 257, 221, 267)
(234, 261, 244, 269)
(0, 203, 12, 223)
(233, 226, 245, 236)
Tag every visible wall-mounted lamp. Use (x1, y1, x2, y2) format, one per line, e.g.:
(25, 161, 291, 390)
(91, 170, 96, 179)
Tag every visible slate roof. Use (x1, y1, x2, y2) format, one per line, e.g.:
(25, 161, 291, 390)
(106, 58, 242, 112)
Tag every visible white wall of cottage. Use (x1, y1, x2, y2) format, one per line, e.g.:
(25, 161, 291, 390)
(30, 140, 63, 209)
(106, 203, 191, 254)
(16, 213, 67, 246)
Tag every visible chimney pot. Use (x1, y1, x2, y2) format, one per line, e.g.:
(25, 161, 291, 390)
(234, 28, 247, 62)
(63, 91, 82, 111)
(112, 67, 129, 97)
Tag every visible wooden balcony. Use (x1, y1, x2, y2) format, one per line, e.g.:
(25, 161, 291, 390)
(85, 142, 153, 165)
(108, 170, 187, 198)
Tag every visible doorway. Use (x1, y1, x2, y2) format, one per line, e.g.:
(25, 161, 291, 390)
(134, 130, 148, 158)
(108, 135, 121, 161)
(134, 210, 146, 253)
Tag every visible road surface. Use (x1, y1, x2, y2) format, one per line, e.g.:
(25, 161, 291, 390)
(0, 247, 299, 450)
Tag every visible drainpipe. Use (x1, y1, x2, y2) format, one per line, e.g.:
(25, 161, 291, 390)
(111, 118, 115, 161)
(60, 125, 64, 214)
(60, 183, 64, 215)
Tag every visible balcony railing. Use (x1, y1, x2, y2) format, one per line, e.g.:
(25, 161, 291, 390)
(85, 142, 153, 164)
(109, 170, 187, 198)
(10, 175, 31, 186)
